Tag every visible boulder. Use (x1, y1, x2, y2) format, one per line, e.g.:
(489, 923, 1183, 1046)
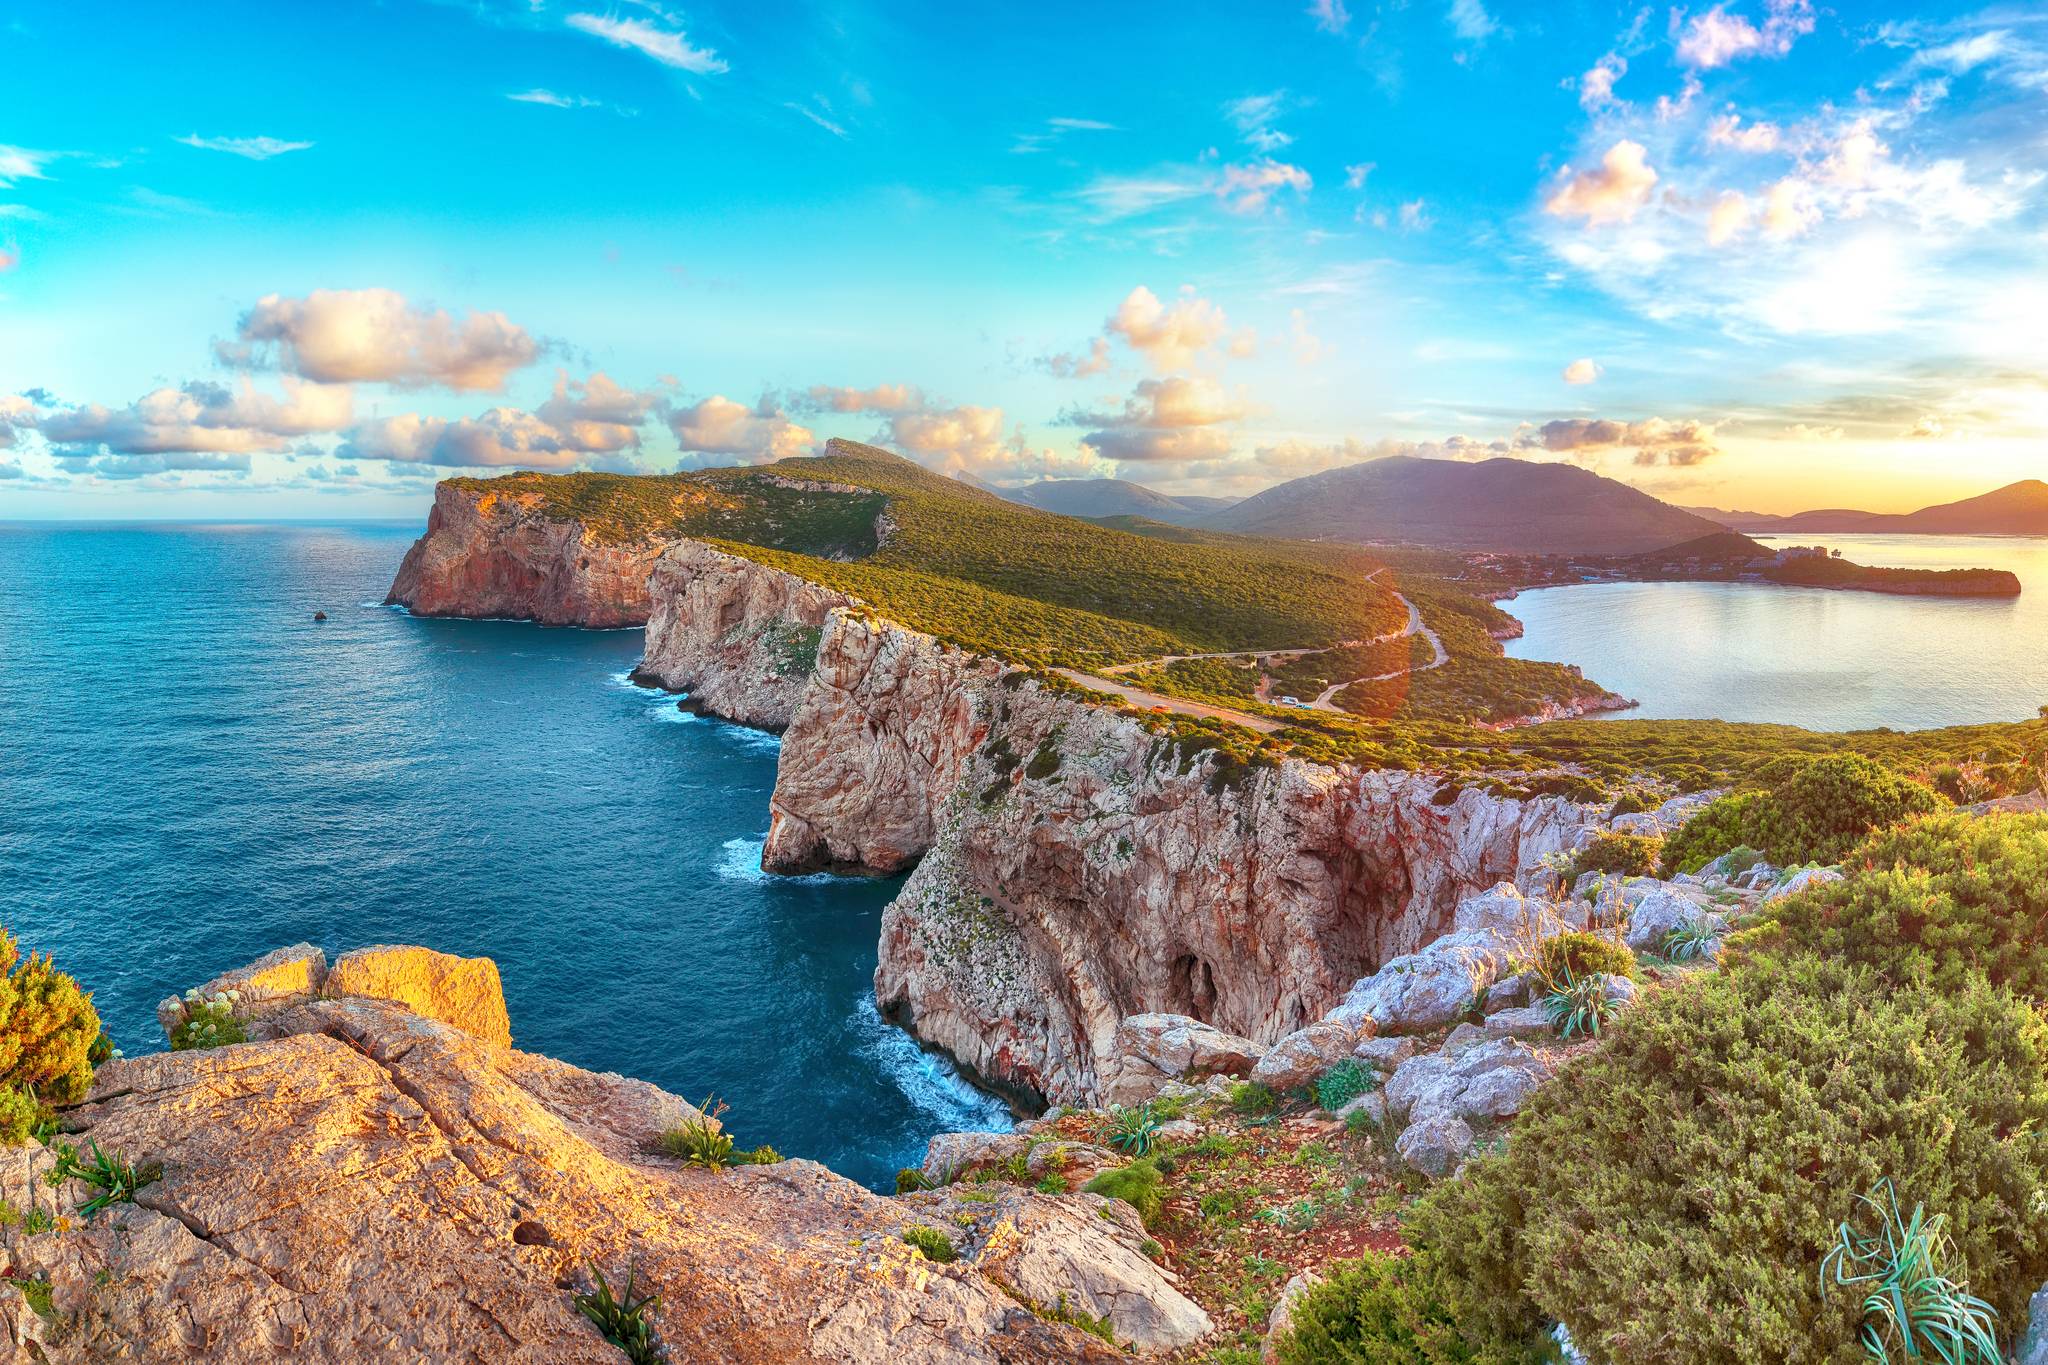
(1457, 1064, 1547, 1121)
(2017, 1283, 2048, 1365)
(1482, 973, 1531, 1013)
(1607, 811, 1665, 837)
(1026, 1140, 1118, 1183)
(1395, 1114, 1475, 1177)
(324, 945, 511, 1047)
(1103, 1013, 1266, 1105)
(923, 1130, 1031, 1184)
(1332, 930, 1512, 1036)
(1624, 887, 1716, 954)
(1351, 1036, 1419, 1072)
(912, 1185, 1213, 1354)
(1249, 1020, 1362, 1091)
(1481, 1006, 1553, 1041)
(1262, 1270, 1325, 1365)
(1335, 1092, 1387, 1127)
(1451, 883, 1576, 939)
(1765, 866, 1844, 903)
(1441, 1022, 1490, 1054)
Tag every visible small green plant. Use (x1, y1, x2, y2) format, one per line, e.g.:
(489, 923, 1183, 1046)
(1035, 1173, 1068, 1194)
(5, 1275, 53, 1321)
(1313, 1059, 1377, 1112)
(1533, 931, 1634, 994)
(1039, 1291, 1117, 1345)
(896, 1167, 931, 1193)
(900, 1224, 958, 1263)
(1662, 920, 1719, 962)
(1106, 1102, 1164, 1157)
(45, 1139, 158, 1218)
(1083, 1159, 1164, 1225)
(1821, 1180, 2001, 1365)
(170, 994, 248, 1051)
(572, 1262, 662, 1364)
(658, 1100, 735, 1171)
(1228, 1080, 1278, 1116)
(1542, 966, 1613, 1040)
(0, 1087, 52, 1147)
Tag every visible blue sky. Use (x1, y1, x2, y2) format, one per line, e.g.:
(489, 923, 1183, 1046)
(2, 0, 2044, 517)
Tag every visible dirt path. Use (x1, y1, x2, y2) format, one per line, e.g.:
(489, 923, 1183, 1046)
(1050, 669, 1286, 733)
(1307, 590, 1447, 711)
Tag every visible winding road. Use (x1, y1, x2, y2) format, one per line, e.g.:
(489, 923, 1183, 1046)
(1055, 575, 1449, 733)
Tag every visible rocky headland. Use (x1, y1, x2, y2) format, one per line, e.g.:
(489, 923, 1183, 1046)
(388, 479, 1600, 1108)
(6, 944, 1198, 1362)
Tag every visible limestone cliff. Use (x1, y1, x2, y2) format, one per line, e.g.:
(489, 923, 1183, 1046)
(4, 947, 1172, 1363)
(387, 489, 1596, 1109)
(386, 482, 668, 628)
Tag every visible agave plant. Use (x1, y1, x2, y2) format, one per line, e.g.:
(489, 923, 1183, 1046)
(572, 1261, 662, 1364)
(1821, 1180, 2001, 1365)
(1106, 1102, 1163, 1157)
(1662, 920, 1720, 962)
(1541, 965, 1613, 1040)
(657, 1097, 736, 1171)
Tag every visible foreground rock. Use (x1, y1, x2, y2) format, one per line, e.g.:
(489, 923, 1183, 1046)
(5, 949, 1141, 1363)
(1101, 1014, 1267, 1106)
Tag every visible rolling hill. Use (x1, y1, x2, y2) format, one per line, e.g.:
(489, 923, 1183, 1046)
(1003, 477, 1230, 526)
(1690, 479, 2048, 535)
(1206, 455, 1725, 555)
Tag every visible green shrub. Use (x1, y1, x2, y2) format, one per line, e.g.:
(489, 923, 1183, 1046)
(1408, 953, 2048, 1363)
(1751, 812, 2048, 1000)
(895, 1167, 931, 1194)
(170, 997, 248, 1051)
(1106, 1102, 1163, 1158)
(0, 931, 101, 1106)
(1229, 1080, 1278, 1116)
(0, 1088, 51, 1147)
(1661, 755, 1942, 874)
(1532, 931, 1634, 993)
(1083, 1159, 1164, 1226)
(1273, 1252, 1527, 1365)
(1314, 1059, 1378, 1112)
(1566, 831, 1662, 881)
(571, 1262, 661, 1365)
(901, 1224, 958, 1262)
(655, 1097, 777, 1171)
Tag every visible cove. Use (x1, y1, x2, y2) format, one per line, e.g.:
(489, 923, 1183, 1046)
(0, 521, 1009, 1190)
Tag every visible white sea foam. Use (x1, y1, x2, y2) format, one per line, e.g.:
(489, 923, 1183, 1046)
(851, 996, 1013, 1133)
(714, 836, 840, 885)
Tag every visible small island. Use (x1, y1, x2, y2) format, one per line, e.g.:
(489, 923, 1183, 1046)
(1473, 531, 2021, 600)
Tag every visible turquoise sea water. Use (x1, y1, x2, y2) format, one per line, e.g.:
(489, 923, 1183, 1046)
(0, 521, 1008, 1189)
(1503, 533, 2048, 731)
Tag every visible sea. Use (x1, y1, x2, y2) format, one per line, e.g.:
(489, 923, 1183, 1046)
(0, 521, 1009, 1190)
(1503, 533, 2048, 731)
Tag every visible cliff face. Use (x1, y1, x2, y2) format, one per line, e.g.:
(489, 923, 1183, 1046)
(636, 540, 856, 733)
(7, 947, 1151, 1363)
(389, 490, 1594, 1108)
(761, 610, 1587, 1106)
(386, 482, 667, 628)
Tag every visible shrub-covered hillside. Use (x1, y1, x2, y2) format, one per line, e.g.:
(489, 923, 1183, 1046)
(458, 441, 1408, 669)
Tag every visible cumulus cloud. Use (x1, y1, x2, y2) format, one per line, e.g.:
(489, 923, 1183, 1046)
(1675, 0, 1815, 70)
(796, 383, 927, 415)
(51, 451, 253, 481)
(36, 380, 352, 456)
(174, 134, 313, 160)
(667, 395, 813, 464)
(1707, 189, 1752, 244)
(534, 371, 662, 451)
(0, 394, 36, 448)
(333, 371, 660, 470)
(1706, 113, 1781, 153)
(1562, 358, 1601, 384)
(1544, 141, 1658, 225)
(1217, 158, 1312, 215)
(566, 13, 727, 74)
(1522, 416, 1721, 466)
(220, 288, 541, 391)
(1065, 375, 1249, 464)
(1580, 55, 1627, 112)
(1105, 286, 1232, 371)
(1038, 336, 1112, 379)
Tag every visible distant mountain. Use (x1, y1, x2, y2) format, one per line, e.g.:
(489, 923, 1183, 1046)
(1207, 456, 1726, 555)
(1688, 480, 2048, 535)
(1003, 478, 1230, 527)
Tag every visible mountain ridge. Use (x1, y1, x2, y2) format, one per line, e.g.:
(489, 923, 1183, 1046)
(1690, 478, 2048, 535)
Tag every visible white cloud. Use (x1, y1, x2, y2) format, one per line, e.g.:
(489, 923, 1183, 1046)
(36, 379, 352, 456)
(507, 89, 602, 109)
(565, 13, 727, 74)
(1706, 113, 1780, 152)
(1580, 55, 1627, 112)
(1675, 0, 1814, 70)
(1447, 0, 1499, 43)
(1707, 189, 1752, 244)
(345, 375, 662, 470)
(1308, 0, 1350, 35)
(173, 134, 313, 161)
(1217, 158, 1312, 215)
(1524, 416, 1721, 466)
(667, 395, 812, 464)
(1224, 92, 1293, 154)
(798, 383, 927, 414)
(1038, 336, 1112, 379)
(0, 146, 55, 190)
(1289, 310, 1325, 366)
(1073, 172, 1207, 220)
(1106, 286, 1231, 371)
(1544, 141, 1658, 225)
(1398, 198, 1433, 232)
(1562, 358, 1600, 385)
(1344, 162, 1374, 190)
(1066, 375, 1249, 465)
(220, 288, 541, 391)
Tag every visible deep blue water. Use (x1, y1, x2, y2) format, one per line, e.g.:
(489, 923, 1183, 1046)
(0, 521, 1007, 1189)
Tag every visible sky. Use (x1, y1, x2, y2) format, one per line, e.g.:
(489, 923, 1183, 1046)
(1, 0, 2044, 519)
